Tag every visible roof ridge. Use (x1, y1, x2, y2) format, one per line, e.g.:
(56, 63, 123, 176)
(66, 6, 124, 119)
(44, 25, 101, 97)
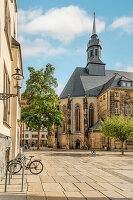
(99, 74, 116, 95)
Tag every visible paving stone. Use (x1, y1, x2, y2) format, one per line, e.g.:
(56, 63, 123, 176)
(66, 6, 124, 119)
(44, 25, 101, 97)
(74, 183, 94, 191)
(111, 182, 133, 191)
(42, 183, 64, 192)
(74, 175, 94, 183)
(101, 190, 128, 199)
(64, 191, 86, 200)
(28, 182, 43, 193)
(0, 193, 26, 200)
(63, 176, 79, 183)
(40, 175, 55, 183)
(67, 171, 81, 176)
(97, 182, 121, 191)
(53, 176, 68, 183)
(81, 191, 109, 199)
(87, 174, 107, 182)
(45, 191, 67, 200)
(117, 191, 133, 199)
(47, 172, 57, 176)
(102, 176, 125, 183)
(27, 192, 46, 200)
(87, 182, 106, 191)
(1, 150, 133, 199)
(56, 172, 68, 176)
(61, 183, 79, 192)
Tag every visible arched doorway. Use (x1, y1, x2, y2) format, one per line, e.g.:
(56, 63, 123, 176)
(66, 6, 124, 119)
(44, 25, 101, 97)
(75, 139, 80, 149)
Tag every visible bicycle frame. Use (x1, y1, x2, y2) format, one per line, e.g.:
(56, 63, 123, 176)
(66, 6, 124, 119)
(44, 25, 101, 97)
(25, 157, 32, 170)
(24, 157, 41, 170)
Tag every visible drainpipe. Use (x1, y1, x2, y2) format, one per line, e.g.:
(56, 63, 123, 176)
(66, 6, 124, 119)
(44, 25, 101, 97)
(71, 98, 73, 148)
(107, 89, 110, 150)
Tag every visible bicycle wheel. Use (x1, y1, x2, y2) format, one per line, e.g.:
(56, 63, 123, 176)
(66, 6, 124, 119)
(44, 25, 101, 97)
(29, 160, 43, 175)
(8, 162, 22, 175)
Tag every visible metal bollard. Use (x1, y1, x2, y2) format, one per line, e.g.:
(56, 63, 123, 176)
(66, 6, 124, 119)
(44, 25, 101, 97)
(5, 169, 8, 192)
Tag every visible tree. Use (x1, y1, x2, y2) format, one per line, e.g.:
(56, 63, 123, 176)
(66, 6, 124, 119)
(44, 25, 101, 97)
(100, 115, 133, 155)
(21, 64, 64, 149)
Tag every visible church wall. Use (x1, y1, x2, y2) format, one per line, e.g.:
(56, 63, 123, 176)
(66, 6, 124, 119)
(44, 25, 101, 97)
(58, 89, 133, 149)
(89, 131, 133, 150)
(98, 89, 133, 118)
(110, 89, 133, 117)
(89, 132, 107, 149)
(98, 90, 111, 120)
(58, 97, 98, 149)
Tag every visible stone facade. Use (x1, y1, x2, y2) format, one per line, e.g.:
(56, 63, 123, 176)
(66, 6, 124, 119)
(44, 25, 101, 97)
(20, 97, 48, 148)
(0, 0, 23, 179)
(21, 123, 48, 148)
(57, 90, 133, 150)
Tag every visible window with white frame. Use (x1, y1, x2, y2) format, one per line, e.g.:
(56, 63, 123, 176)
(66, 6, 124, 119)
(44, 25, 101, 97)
(115, 103, 118, 114)
(3, 65, 10, 124)
(125, 104, 131, 115)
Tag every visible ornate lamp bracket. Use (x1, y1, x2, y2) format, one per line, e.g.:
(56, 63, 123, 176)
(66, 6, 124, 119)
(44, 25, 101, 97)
(0, 93, 17, 100)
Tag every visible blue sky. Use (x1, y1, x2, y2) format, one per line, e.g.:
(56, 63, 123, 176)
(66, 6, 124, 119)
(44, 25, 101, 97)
(17, 0, 133, 94)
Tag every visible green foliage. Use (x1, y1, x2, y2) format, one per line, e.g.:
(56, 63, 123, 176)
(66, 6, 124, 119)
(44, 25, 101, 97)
(21, 64, 64, 133)
(100, 115, 133, 142)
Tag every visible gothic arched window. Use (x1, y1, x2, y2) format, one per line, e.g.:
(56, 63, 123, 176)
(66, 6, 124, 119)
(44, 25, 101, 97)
(62, 105, 67, 132)
(75, 105, 80, 132)
(125, 104, 131, 115)
(89, 104, 94, 128)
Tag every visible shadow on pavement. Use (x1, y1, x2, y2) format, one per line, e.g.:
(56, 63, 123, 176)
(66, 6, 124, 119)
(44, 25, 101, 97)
(0, 194, 130, 200)
(48, 153, 101, 157)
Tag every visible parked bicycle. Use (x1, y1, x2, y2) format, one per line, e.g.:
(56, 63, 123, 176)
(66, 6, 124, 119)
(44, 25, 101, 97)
(91, 148, 96, 155)
(8, 155, 43, 175)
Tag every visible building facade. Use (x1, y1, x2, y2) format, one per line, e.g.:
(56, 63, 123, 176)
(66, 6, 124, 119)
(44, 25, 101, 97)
(21, 123, 48, 148)
(57, 13, 133, 150)
(0, 0, 23, 179)
(20, 97, 48, 148)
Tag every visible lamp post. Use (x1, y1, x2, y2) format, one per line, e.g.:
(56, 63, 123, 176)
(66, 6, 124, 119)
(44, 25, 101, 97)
(0, 67, 23, 100)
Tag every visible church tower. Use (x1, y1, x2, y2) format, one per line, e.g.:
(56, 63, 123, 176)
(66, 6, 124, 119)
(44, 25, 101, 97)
(86, 12, 105, 76)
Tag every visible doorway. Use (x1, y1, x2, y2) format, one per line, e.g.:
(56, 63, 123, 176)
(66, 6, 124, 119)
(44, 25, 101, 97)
(75, 139, 80, 149)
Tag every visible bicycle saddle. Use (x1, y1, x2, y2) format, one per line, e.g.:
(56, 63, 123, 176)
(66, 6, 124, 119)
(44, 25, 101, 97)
(29, 156, 34, 158)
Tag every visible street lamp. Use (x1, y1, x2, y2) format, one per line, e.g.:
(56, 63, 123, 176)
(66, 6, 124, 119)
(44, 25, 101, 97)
(0, 67, 23, 100)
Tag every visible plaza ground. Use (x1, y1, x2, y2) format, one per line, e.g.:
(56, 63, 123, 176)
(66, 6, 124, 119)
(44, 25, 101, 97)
(0, 149, 133, 200)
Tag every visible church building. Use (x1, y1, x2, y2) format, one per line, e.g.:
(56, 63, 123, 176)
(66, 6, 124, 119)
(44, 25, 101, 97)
(57, 13, 133, 150)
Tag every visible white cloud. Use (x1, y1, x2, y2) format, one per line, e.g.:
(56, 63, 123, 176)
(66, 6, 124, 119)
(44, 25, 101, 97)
(109, 16, 133, 33)
(56, 82, 65, 95)
(18, 36, 67, 58)
(114, 62, 124, 68)
(18, 9, 43, 24)
(18, 6, 105, 44)
(126, 65, 133, 72)
(114, 62, 133, 72)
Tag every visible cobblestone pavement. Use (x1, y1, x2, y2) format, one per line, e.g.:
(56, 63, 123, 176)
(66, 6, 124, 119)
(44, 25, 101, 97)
(0, 149, 133, 200)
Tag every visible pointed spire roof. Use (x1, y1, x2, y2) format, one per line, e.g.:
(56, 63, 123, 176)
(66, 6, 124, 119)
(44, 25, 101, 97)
(92, 12, 96, 35)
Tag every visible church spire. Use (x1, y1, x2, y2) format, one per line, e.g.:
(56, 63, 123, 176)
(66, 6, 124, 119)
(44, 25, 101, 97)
(86, 12, 106, 76)
(92, 12, 96, 35)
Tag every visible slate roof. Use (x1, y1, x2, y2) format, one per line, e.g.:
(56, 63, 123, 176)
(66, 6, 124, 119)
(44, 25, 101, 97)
(60, 67, 133, 99)
(88, 120, 102, 132)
